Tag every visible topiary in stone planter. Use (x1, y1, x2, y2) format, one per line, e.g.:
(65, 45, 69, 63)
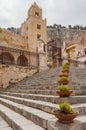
(62, 68, 69, 73)
(57, 85, 73, 97)
(58, 77, 69, 85)
(53, 103, 78, 123)
(59, 72, 69, 77)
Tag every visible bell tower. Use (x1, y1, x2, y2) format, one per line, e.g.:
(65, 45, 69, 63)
(27, 2, 47, 52)
(21, 2, 48, 70)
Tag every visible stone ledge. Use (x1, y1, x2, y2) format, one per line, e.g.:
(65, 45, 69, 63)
(0, 104, 45, 130)
(47, 116, 86, 130)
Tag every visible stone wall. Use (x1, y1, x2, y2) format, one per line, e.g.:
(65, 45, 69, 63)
(0, 64, 37, 88)
(0, 29, 27, 50)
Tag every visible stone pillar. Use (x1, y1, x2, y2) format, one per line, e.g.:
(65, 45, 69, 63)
(37, 38, 48, 71)
(62, 42, 68, 65)
(38, 52, 48, 71)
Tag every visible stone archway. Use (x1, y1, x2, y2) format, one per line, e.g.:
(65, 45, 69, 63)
(17, 55, 28, 66)
(0, 52, 15, 64)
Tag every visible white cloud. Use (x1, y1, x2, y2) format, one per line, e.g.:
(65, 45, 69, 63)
(0, 0, 86, 28)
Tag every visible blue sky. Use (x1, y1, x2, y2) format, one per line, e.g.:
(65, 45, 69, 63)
(0, 0, 86, 28)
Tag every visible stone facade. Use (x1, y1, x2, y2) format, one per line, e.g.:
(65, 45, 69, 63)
(21, 2, 47, 70)
(0, 2, 48, 88)
(65, 43, 86, 60)
(21, 2, 47, 53)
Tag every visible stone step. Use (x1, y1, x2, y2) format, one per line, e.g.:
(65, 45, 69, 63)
(0, 97, 54, 129)
(0, 97, 86, 130)
(0, 94, 58, 114)
(7, 84, 58, 90)
(48, 115, 86, 130)
(1, 91, 86, 104)
(6, 85, 86, 92)
(4, 89, 86, 95)
(7, 82, 86, 91)
(0, 116, 13, 130)
(5, 90, 57, 95)
(0, 103, 45, 130)
(0, 104, 44, 130)
(0, 94, 86, 115)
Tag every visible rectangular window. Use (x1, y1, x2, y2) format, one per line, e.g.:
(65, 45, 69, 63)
(37, 34, 41, 39)
(37, 24, 41, 29)
(35, 12, 39, 16)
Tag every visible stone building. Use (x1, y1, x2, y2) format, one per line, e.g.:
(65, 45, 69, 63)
(62, 42, 86, 67)
(21, 2, 47, 70)
(0, 2, 48, 88)
(65, 43, 86, 60)
(47, 40, 62, 67)
(0, 2, 47, 70)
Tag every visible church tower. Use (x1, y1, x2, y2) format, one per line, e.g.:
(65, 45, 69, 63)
(21, 2, 47, 52)
(21, 2, 48, 70)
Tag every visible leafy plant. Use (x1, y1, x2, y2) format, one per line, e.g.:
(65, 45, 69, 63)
(63, 62, 70, 69)
(59, 77, 68, 81)
(58, 85, 70, 91)
(62, 68, 69, 72)
(64, 62, 70, 66)
(59, 103, 74, 114)
(63, 66, 69, 69)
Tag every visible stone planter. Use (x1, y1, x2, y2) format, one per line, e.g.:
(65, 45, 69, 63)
(56, 90, 73, 97)
(59, 73, 68, 77)
(58, 80, 69, 85)
(53, 110, 78, 123)
(62, 70, 69, 73)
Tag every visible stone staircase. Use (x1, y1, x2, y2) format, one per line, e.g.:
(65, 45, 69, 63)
(0, 67, 86, 130)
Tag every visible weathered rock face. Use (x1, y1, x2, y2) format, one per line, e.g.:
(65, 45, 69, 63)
(47, 28, 86, 45)
(0, 64, 37, 88)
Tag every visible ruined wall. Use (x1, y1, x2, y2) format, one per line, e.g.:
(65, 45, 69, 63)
(0, 65, 37, 88)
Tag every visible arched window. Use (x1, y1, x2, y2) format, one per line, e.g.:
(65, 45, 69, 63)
(0, 52, 14, 64)
(17, 55, 28, 66)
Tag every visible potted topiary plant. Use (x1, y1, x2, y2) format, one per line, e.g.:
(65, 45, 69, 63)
(59, 72, 69, 77)
(58, 77, 69, 85)
(56, 85, 73, 97)
(62, 67, 70, 73)
(63, 65, 69, 69)
(53, 103, 78, 123)
(64, 62, 70, 66)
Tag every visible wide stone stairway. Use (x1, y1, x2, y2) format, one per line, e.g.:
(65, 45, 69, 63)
(0, 66, 86, 130)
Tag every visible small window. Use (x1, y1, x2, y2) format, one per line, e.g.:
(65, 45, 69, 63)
(37, 24, 41, 29)
(35, 12, 39, 16)
(37, 34, 41, 39)
(84, 48, 86, 55)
